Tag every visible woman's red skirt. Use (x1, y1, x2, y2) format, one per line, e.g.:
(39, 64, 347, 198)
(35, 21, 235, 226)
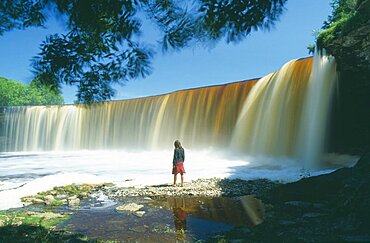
(172, 162, 186, 175)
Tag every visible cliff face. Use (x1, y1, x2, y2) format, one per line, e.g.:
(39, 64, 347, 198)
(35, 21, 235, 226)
(319, 0, 370, 154)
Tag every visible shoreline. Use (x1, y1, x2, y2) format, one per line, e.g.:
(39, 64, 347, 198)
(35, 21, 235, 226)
(102, 177, 280, 200)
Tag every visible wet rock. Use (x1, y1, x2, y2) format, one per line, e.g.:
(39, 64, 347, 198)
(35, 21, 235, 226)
(79, 192, 89, 199)
(68, 197, 80, 207)
(56, 194, 68, 200)
(44, 195, 55, 205)
(116, 203, 144, 212)
(134, 211, 145, 217)
(22, 197, 44, 205)
(129, 225, 147, 233)
(48, 190, 58, 196)
(302, 212, 326, 218)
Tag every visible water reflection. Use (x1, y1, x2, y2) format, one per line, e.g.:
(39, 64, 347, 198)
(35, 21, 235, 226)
(155, 196, 265, 228)
(173, 207, 187, 241)
(57, 195, 265, 242)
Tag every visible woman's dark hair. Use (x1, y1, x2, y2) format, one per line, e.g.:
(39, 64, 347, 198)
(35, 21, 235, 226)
(174, 140, 182, 149)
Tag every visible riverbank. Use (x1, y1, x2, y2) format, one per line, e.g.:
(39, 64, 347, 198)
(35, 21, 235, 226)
(1, 153, 369, 242)
(102, 177, 279, 198)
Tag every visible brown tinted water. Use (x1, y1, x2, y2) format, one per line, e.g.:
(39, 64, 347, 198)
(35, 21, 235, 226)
(58, 195, 265, 242)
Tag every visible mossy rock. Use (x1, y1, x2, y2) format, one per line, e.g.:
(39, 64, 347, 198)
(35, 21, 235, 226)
(21, 183, 105, 207)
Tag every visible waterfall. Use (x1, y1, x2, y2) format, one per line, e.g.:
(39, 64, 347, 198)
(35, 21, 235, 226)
(1, 54, 337, 165)
(297, 53, 337, 167)
(231, 58, 313, 157)
(2, 80, 256, 151)
(231, 54, 337, 166)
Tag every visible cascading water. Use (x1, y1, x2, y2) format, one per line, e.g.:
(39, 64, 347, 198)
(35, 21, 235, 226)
(231, 53, 337, 167)
(1, 54, 337, 166)
(297, 53, 337, 168)
(231, 58, 313, 157)
(2, 80, 257, 151)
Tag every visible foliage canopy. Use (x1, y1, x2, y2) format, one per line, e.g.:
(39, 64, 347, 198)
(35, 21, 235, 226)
(0, 0, 287, 103)
(317, 0, 369, 49)
(0, 77, 64, 106)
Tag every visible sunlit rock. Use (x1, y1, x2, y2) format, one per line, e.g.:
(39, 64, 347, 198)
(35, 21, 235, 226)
(116, 203, 144, 212)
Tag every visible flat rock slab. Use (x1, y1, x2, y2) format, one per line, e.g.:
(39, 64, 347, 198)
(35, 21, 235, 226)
(116, 203, 144, 212)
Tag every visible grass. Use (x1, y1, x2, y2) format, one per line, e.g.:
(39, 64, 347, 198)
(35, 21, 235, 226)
(0, 210, 87, 242)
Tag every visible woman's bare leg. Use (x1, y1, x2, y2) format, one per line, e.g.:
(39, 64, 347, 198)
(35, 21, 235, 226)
(173, 174, 177, 186)
(181, 174, 184, 187)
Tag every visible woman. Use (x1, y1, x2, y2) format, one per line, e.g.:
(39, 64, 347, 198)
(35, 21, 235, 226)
(172, 140, 185, 187)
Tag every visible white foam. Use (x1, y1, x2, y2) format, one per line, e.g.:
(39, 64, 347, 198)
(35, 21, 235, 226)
(0, 150, 352, 210)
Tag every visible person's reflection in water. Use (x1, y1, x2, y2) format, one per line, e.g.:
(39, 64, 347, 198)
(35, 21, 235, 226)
(173, 206, 187, 241)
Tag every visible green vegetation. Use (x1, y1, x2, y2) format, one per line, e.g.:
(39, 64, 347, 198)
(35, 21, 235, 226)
(0, 225, 90, 242)
(316, 0, 369, 49)
(0, 211, 70, 229)
(0, 0, 287, 103)
(0, 77, 64, 106)
(0, 211, 89, 242)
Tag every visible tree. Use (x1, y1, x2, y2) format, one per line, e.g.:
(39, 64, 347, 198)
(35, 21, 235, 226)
(0, 0, 287, 103)
(0, 77, 64, 106)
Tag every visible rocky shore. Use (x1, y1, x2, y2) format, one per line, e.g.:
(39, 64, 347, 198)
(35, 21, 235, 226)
(101, 177, 280, 200)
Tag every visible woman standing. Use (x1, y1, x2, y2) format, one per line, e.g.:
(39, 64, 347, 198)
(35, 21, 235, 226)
(172, 140, 185, 187)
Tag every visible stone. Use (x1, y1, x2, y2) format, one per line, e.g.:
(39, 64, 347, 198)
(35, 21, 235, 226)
(134, 211, 145, 217)
(29, 198, 44, 204)
(116, 203, 144, 212)
(48, 190, 58, 196)
(68, 197, 80, 206)
(44, 195, 54, 202)
(56, 194, 68, 200)
(22, 201, 32, 207)
(79, 192, 89, 198)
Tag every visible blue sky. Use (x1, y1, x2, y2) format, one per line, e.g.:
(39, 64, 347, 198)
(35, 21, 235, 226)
(0, 0, 332, 104)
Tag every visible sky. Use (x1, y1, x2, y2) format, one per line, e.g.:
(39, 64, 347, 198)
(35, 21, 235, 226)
(0, 0, 332, 104)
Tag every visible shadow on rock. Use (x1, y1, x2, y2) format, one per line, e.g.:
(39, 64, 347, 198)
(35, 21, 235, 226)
(209, 152, 370, 242)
